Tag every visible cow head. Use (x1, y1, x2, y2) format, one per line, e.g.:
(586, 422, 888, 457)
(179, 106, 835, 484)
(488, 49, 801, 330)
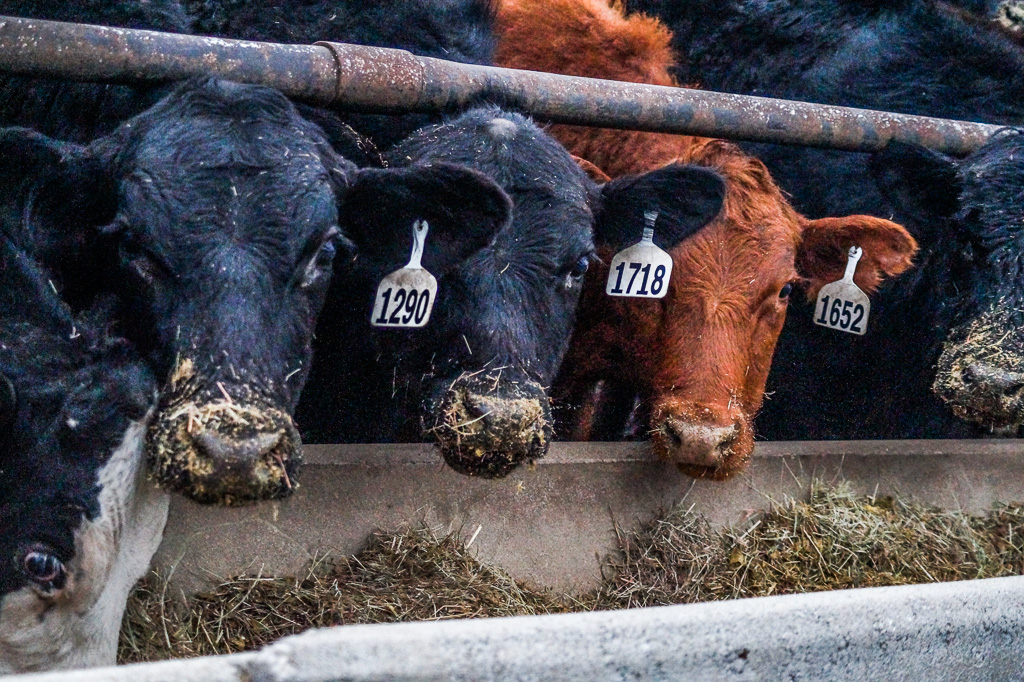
(873, 133, 1024, 431)
(0, 78, 511, 504)
(0, 238, 166, 674)
(562, 141, 916, 478)
(365, 108, 724, 477)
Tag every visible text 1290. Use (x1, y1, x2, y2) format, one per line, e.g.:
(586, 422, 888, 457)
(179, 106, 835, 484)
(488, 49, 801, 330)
(373, 286, 433, 327)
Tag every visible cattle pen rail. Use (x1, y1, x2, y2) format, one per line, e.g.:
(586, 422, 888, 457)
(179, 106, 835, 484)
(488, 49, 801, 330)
(0, 14, 1005, 155)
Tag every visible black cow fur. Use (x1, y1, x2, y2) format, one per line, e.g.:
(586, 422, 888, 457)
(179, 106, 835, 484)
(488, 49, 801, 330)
(0, 1, 190, 143)
(183, 0, 497, 150)
(628, 0, 1024, 438)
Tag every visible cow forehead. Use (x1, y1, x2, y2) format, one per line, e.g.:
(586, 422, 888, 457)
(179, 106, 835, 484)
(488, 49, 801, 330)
(114, 160, 338, 270)
(673, 215, 798, 286)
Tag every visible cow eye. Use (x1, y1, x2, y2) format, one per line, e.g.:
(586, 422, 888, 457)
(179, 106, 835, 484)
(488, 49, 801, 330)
(570, 256, 591, 278)
(300, 228, 341, 289)
(779, 282, 794, 299)
(22, 548, 66, 592)
(118, 243, 162, 289)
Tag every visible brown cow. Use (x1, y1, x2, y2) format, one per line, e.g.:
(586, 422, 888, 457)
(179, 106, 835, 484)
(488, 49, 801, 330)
(494, 0, 918, 478)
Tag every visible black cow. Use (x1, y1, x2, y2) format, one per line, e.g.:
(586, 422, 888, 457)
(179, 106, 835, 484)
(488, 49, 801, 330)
(0, 0, 190, 143)
(0, 234, 166, 673)
(0, 79, 511, 502)
(297, 106, 726, 476)
(628, 0, 1024, 437)
(184, 0, 496, 150)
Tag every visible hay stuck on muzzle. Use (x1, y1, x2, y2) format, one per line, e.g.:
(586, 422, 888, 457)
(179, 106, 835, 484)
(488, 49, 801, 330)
(146, 357, 301, 505)
(934, 302, 1024, 430)
(427, 375, 552, 478)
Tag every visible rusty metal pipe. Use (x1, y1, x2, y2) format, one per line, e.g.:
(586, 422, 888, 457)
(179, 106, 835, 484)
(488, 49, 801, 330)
(0, 15, 1004, 155)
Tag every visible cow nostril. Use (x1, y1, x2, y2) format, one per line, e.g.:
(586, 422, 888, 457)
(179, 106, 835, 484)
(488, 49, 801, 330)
(663, 422, 684, 449)
(716, 428, 739, 456)
(962, 362, 1024, 396)
(193, 430, 282, 464)
(463, 394, 493, 420)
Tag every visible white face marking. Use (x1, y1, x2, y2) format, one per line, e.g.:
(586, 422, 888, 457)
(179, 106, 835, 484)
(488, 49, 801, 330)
(0, 415, 170, 674)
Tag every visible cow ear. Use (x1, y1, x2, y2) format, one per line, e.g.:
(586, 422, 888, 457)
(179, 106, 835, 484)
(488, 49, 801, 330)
(594, 163, 725, 251)
(338, 162, 512, 274)
(797, 215, 918, 299)
(571, 155, 612, 183)
(0, 127, 114, 258)
(0, 373, 16, 438)
(870, 141, 960, 244)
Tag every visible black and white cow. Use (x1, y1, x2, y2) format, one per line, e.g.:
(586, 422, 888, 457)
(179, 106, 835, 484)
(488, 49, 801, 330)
(297, 106, 726, 476)
(628, 0, 1024, 438)
(0, 234, 166, 673)
(0, 78, 511, 503)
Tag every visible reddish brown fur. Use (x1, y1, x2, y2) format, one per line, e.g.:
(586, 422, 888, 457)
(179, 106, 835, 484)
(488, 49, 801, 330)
(495, 0, 917, 478)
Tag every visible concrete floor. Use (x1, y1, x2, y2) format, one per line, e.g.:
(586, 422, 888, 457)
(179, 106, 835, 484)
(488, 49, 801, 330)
(152, 440, 1024, 595)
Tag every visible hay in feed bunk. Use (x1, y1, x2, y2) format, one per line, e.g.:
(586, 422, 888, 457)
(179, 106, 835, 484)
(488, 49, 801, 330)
(119, 483, 1024, 663)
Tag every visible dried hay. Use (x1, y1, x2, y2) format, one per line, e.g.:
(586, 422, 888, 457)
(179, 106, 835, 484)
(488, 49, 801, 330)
(119, 527, 571, 664)
(119, 483, 1024, 664)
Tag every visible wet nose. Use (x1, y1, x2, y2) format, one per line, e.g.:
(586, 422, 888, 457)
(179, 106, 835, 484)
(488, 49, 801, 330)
(961, 363, 1024, 396)
(192, 429, 282, 465)
(660, 418, 739, 468)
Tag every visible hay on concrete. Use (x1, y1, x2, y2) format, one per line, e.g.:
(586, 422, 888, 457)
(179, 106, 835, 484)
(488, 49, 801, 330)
(120, 483, 1024, 663)
(593, 484, 1024, 609)
(119, 526, 570, 664)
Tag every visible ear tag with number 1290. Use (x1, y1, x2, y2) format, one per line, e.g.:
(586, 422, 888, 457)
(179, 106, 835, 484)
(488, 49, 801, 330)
(814, 246, 870, 336)
(605, 210, 673, 299)
(371, 219, 438, 328)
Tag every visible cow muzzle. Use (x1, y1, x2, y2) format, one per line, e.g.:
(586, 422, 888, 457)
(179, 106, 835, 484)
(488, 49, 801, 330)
(934, 307, 1024, 430)
(426, 373, 552, 478)
(650, 401, 753, 480)
(145, 358, 301, 505)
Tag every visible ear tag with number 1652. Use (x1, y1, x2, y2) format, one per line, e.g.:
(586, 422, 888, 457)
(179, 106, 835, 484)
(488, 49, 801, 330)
(814, 246, 870, 336)
(371, 219, 438, 328)
(605, 210, 673, 299)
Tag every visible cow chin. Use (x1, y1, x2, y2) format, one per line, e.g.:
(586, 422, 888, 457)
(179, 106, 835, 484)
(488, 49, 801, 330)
(934, 306, 1024, 430)
(649, 400, 754, 480)
(424, 373, 553, 478)
(144, 359, 302, 505)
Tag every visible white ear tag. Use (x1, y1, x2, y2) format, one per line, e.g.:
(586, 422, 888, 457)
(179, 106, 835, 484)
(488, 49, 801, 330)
(813, 246, 870, 336)
(370, 219, 438, 328)
(605, 210, 673, 299)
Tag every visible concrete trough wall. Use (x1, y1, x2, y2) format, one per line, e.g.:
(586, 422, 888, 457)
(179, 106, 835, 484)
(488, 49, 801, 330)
(154, 440, 1024, 594)
(15, 575, 1024, 681)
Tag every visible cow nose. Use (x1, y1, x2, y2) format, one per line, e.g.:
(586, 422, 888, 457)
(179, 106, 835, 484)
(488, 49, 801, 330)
(660, 418, 739, 468)
(192, 430, 282, 465)
(463, 392, 541, 430)
(961, 362, 1024, 396)
(429, 376, 552, 479)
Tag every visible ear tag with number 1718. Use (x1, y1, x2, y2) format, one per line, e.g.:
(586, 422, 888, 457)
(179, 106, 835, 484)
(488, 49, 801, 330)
(371, 219, 438, 328)
(605, 210, 673, 299)
(814, 246, 870, 336)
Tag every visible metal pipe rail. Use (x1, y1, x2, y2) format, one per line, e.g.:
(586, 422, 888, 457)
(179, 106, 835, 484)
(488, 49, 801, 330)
(14, 576, 1024, 681)
(0, 15, 1004, 155)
